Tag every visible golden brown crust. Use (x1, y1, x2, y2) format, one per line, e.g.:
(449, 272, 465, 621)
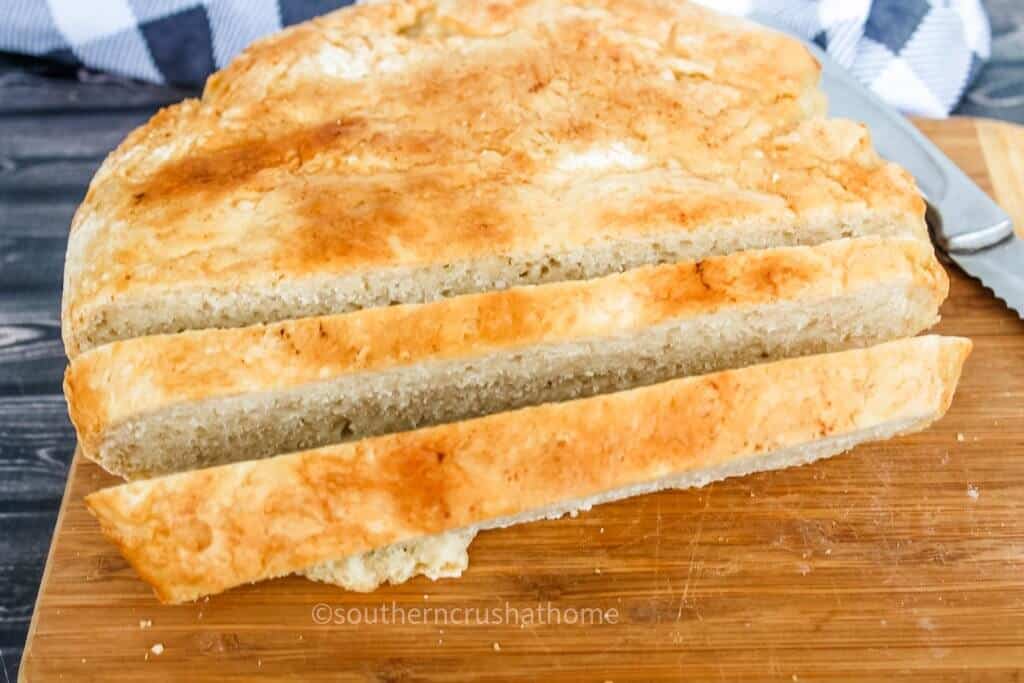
(85, 335, 971, 604)
(64, 237, 948, 463)
(62, 0, 925, 355)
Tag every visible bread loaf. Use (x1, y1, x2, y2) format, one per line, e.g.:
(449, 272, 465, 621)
(66, 237, 948, 479)
(61, 0, 925, 357)
(85, 335, 971, 603)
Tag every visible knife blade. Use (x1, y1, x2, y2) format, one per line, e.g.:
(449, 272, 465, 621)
(753, 17, 1024, 318)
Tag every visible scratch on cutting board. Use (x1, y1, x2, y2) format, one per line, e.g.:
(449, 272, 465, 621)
(654, 498, 663, 580)
(676, 491, 712, 622)
(825, 571, 846, 609)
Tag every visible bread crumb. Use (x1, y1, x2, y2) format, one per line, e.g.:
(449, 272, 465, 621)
(967, 485, 980, 501)
(257, 659, 262, 668)
(150, 643, 164, 656)
(599, 527, 605, 534)
(594, 568, 602, 574)
(81, 658, 86, 664)
(493, 642, 501, 652)
(139, 619, 152, 629)
(957, 432, 965, 442)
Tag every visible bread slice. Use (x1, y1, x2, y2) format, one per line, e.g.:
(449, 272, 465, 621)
(65, 237, 948, 480)
(85, 335, 971, 604)
(61, 0, 926, 356)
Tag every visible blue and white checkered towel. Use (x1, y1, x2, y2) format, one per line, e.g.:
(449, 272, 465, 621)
(0, 0, 990, 117)
(708, 0, 992, 117)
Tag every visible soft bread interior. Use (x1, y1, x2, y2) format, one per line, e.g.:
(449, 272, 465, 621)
(303, 529, 478, 592)
(306, 412, 930, 590)
(70, 214, 924, 355)
(95, 280, 939, 479)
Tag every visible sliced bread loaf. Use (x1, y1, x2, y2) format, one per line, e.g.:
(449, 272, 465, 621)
(66, 237, 948, 480)
(85, 335, 971, 603)
(62, 0, 926, 356)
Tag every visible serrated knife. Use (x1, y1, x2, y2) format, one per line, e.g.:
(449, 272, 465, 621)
(757, 21, 1024, 318)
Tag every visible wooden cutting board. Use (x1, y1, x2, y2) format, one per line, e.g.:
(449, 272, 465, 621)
(19, 118, 1024, 682)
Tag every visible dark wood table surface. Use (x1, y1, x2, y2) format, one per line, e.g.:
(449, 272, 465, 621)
(2, 4, 1023, 677)
(0, 54, 195, 682)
